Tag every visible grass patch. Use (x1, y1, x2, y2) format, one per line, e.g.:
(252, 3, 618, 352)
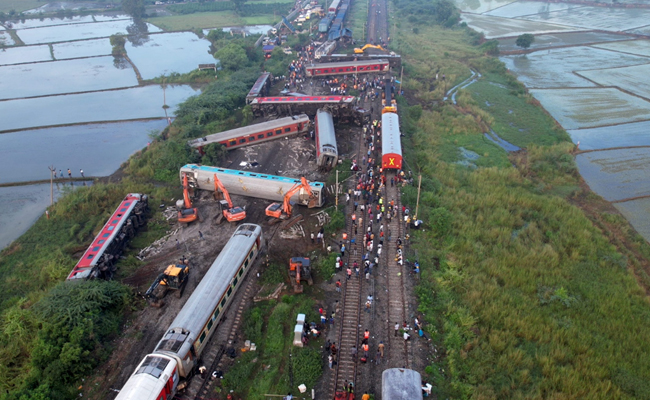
(467, 77, 570, 147)
(221, 297, 322, 399)
(0, 0, 43, 13)
(347, 0, 368, 42)
(394, 14, 650, 400)
(147, 11, 279, 31)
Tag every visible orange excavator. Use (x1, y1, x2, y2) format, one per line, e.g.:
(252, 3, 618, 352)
(265, 177, 316, 221)
(177, 173, 199, 224)
(213, 173, 246, 224)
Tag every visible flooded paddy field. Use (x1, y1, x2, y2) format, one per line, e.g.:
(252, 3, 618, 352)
(460, 12, 579, 38)
(501, 46, 650, 88)
(497, 31, 631, 52)
(615, 198, 650, 242)
(592, 39, 650, 57)
(53, 38, 112, 59)
(1, 14, 97, 29)
(484, 1, 585, 18)
(0, 84, 198, 132)
(16, 19, 161, 44)
(454, 0, 519, 14)
(522, 6, 650, 31)
(0, 183, 72, 249)
(0, 56, 139, 99)
(125, 32, 213, 79)
(529, 88, 650, 129)
(577, 63, 650, 100)
(568, 120, 650, 150)
(0, 120, 168, 184)
(576, 148, 650, 202)
(0, 30, 15, 46)
(0, 44, 52, 65)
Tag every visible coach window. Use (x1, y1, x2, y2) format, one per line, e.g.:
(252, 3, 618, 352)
(207, 320, 213, 330)
(227, 286, 233, 296)
(199, 332, 206, 343)
(239, 138, 246, 144)
(249, 137, 255, 142)
(284, 127, 291, 133)
(275, 129, 282, 135)
(239, 268, 244, 277)
(213, 309, 220, 319)
(233, 277, 238, 287)
(258, 134, 264, 139)
(229, 140, 236, 146)
(267, 132, 273, 137)
(221, 298, 226, 307)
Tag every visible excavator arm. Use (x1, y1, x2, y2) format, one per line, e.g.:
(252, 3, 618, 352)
(183, 174, 192, 208)
(214, 174, 234, 208)
(267, 177, 316, 220)
(213, 173, 246, 223)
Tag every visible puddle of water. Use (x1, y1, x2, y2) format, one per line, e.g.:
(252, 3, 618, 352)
(530, 87, 650, 130)
(53, 38, 112, 59)
(614, 198, 650, 243)
(0, 182, 91, 250)
(125, 32, 213, 79)
(500, 46, 649, 89)
(93, 14, 131, 22)
(522, 6, 650, 32)
(577, 63, 650, 100)
(576, 148, 650, 202)
(0, 30, 16, 46)
(0, 84, 199, 132)
(3, 15, 96, 30)
(460, 13, 578, 39)
(0, 120, 168, 184)
(16, 19, 162, 45)
(568, 121, 650, 150)
(484, 129, 521, 152)
(0, 44, 52, 65)
(0, 56, 138, 100)
(460, 146, 480, 160)
(497, 31, 633, 53)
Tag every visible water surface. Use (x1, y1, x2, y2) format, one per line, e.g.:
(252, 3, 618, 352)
(0, 84, 199, 132)
(0, 56, 138, 100)
(53, 38, 112, 59)
(0, 120, 168, 184)
(0, 44, 52, 65)
(17, 20, 161, 44)
(125, 32, 213, 79)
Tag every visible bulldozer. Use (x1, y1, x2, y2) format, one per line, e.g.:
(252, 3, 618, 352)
(212, 173, 246, 225)
(289, 257, 313, 293)
(143, 259, 190, 307)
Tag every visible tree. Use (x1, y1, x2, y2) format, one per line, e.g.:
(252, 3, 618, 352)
(215, 43, 248, 71)
(516, 33, 535, 49)
(231, 0, 248, 11)
(122, 0, 145, 20)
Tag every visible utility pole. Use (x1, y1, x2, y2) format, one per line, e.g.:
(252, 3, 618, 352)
(397, 67, 404, 96)
(335, 170, 339, 210)
(414, 174, 422, 220)
(48, 165, 55, 206)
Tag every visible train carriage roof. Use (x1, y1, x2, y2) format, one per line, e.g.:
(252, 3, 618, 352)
(187, 114, 309, 148)
(306, 59, 389, 70)
(315, 109, 337, 151)
(382, 368, 423, 400)
(381, 112, 402, 159)
(250, 96, 354, 104)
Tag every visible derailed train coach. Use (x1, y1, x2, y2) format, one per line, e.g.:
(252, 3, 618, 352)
(180, 164, 326, 208)
(315, 109, 338, 170)
(382, 368, 424, 400)
(67, 193, 148, 280)
(115, 224, 264, 400)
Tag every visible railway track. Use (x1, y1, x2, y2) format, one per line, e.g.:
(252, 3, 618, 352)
(382, 170, 410, 368)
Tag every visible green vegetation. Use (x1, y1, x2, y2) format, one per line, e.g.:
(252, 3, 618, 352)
(168, 1, 289, 17)
(147, 11, 279, 31)
(222, 297, 322, 399)
(110, 34, 126, 56)
(393, 9, 650, 399)
(347, 0, 368, 42)
(516, 33, 535, 49)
